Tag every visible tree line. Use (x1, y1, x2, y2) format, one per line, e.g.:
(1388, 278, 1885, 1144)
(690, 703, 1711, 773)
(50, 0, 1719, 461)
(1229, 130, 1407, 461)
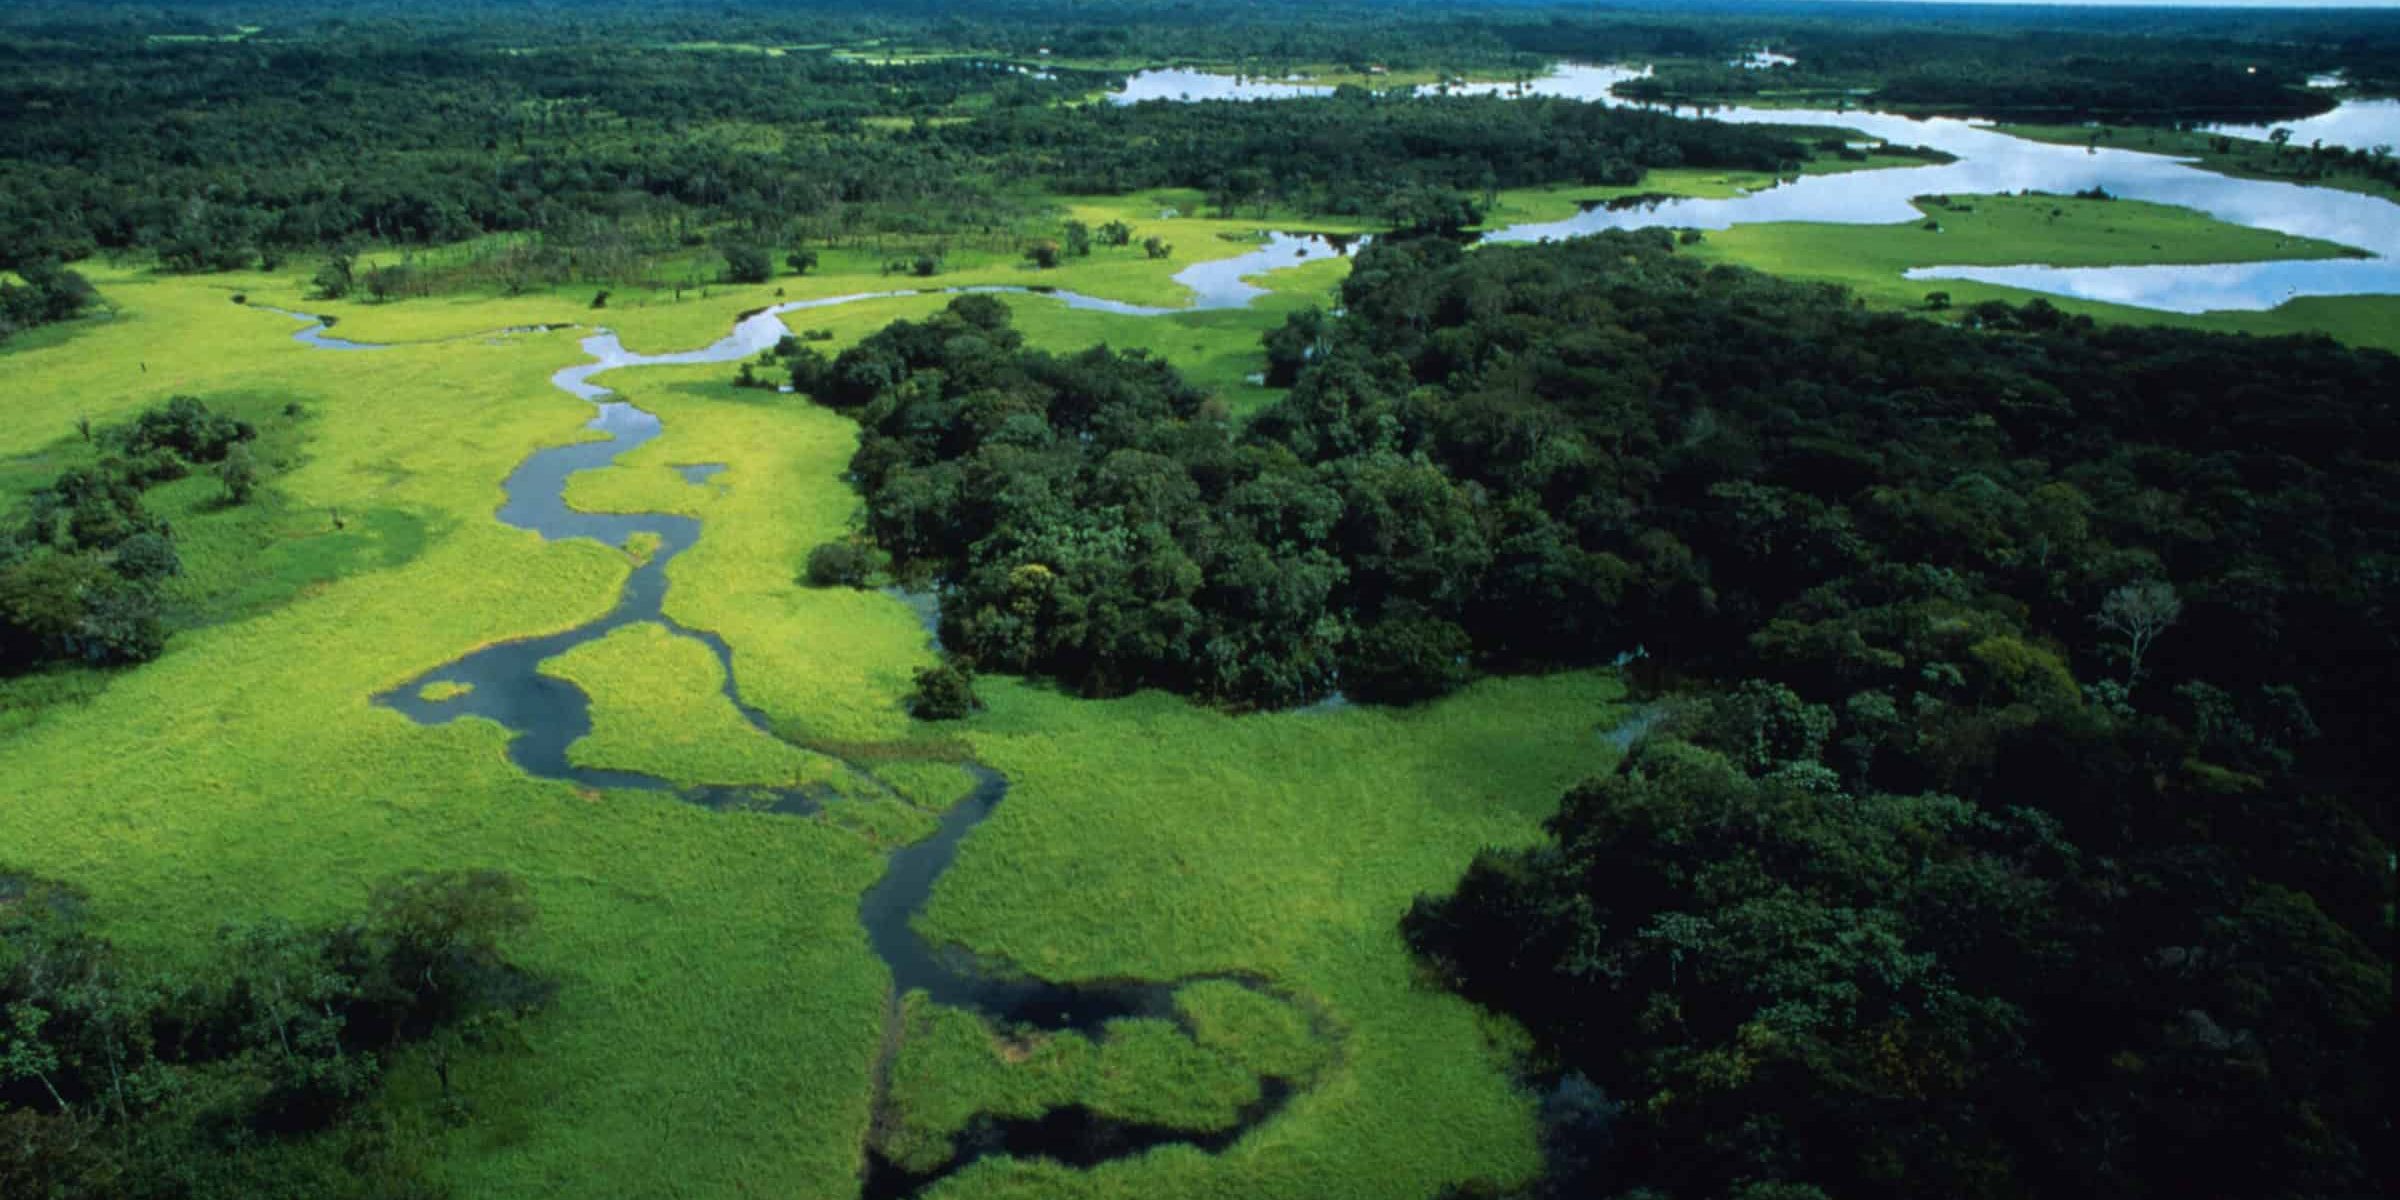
(2, 867, 550, 1199)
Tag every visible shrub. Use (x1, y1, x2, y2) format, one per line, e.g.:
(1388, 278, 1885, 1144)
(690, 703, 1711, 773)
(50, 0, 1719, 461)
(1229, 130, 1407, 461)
(804, 540, 875, 588)
(908, 663, 981, 720)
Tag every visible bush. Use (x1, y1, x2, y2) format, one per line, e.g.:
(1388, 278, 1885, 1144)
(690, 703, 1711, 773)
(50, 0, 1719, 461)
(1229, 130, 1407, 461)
(722, 243, 773, 284)
(908, 663, 981, 720)
(111, 531, 181, 582)
(804, 540, 875, 588)
(1341, 613, 1474, 704)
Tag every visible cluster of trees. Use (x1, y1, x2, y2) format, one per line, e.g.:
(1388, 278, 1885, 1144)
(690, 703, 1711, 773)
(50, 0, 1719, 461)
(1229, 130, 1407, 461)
(1, 398, 264, 674)
(2, 868, 550, 1199)
(1279, 233, 2392, 1197)
(945, 94, 1803, 222)
(780, 230, 2400, 734)
(0, 260, 96, 344)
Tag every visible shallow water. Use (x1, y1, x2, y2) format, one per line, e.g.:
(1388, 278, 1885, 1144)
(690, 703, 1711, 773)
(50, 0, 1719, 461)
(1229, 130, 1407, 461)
(1119, 62, 2400, 313)
(2205, 98, 2400, 155)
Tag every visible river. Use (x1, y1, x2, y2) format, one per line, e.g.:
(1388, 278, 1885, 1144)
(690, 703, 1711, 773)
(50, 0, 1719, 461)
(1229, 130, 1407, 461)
(1112, 61, 2400, 314)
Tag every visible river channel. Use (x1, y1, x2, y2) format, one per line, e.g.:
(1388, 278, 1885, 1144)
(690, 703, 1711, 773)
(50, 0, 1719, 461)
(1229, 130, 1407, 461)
(1116, 61, 2400, 313)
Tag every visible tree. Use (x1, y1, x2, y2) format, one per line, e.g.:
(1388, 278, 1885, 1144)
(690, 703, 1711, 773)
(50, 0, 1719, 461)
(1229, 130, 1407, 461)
(1062, 220, 1093, 258)
(804, 540, 874, 588)
(217, 443, 259, 504)
(1098, 220, 1134, 247)
(1025, 239, 1062, 269)
(2094, 579, 2181, 688)
(722, 244, 773, 284)
(785, 248, 819, 276)
(312, 248, 356, 300)
(1142, 236, 1174, 260)
(1924, 290, 1952, 311)
(909, 663, 981, 720)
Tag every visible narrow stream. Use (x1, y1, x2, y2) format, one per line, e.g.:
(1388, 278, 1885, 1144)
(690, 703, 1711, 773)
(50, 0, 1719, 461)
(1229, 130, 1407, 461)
(295, 240, 1353, 1195)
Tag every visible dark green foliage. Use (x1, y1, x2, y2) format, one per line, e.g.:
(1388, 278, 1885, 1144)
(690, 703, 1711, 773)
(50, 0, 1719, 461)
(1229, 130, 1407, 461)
(722, 243, 774, 285)
(106, 396, 257, 467)
(804, 539, 875, 588)
(951, 95, 1801, 222)
(1062, 221, 1093, 258)
(785, 249, 819, 276)
(0, 261, 97, 344)
(1340, 609, 1472, 704)
(907, 663, 981, 720)
(1362, 232, 2395, 1198)
(109, 532, 181, 584)
(2, 397, 267, 675)
(0, 868, 547, 1198)
(217, 445, 260, 505)
(1260, 306, 1326, 388)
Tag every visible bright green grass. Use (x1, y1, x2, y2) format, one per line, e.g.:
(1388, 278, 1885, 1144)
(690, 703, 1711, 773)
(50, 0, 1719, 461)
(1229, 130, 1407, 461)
(0, 272, 896, 1198)
(895, 672, 1630, 1199)
(879, 993, 1271, 1172)
(1176, 979, 1334, 1082)
(876, 760, 984, 810)
(537, 623, 853, 790)
(420, 681, 474, 703)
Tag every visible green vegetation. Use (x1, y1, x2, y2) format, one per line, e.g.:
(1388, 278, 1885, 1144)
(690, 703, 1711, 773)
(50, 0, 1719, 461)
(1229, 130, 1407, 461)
(536, 624, 852, 790)
(3, 4, 2394, 1199)
(1, 866, 548, 1198)
(1320, 232, 2392, 1199)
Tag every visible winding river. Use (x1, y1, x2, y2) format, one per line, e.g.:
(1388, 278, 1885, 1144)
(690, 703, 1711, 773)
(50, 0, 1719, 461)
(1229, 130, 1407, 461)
(284, 230, 1369, 1197)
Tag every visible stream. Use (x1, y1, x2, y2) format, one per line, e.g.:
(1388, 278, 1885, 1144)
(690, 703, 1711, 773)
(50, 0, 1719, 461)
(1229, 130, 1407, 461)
(297, 235, 1367, 1195)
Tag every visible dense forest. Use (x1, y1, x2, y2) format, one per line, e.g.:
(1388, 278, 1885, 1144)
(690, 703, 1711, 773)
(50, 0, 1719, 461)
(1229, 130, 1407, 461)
(796, 231, 2393, 1195)
(5, 0, 2384, 271)
(1, 868, 548, 1198)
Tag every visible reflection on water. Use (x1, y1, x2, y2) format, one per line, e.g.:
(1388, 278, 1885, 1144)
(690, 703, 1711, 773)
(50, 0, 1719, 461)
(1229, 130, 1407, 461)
(1114, 60, 2400, 313)
(1109, 68, 1331, 103)
(2206, 98, 2400, 155)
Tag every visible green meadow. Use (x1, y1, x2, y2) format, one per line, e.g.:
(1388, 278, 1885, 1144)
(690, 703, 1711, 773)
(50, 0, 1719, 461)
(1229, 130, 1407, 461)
(3, 150, 2391, 1200)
